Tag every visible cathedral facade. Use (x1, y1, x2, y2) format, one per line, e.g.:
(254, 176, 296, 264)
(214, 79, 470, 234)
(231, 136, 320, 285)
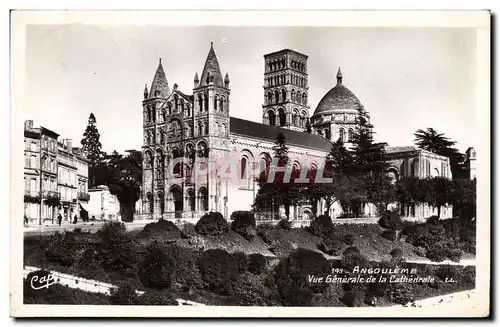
(137, 44, 452, 223)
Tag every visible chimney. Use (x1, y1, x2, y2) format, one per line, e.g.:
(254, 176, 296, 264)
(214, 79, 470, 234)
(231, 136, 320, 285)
(66, 139, 73, 151)
(24, 120, 33, 130)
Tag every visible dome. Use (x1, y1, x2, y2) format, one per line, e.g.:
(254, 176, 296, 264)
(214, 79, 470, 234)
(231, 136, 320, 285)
(312, 68, 363, 116)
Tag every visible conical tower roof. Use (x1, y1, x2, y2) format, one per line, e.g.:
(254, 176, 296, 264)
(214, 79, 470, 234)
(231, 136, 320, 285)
(199, 43, 224, 87)
(149, 58, 170, 98)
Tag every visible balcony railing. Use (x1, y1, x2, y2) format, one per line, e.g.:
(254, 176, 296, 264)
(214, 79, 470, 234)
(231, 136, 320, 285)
(24, 190, 41, 203)
(43, 191, 60, 199)
(78, 192, 90, 201)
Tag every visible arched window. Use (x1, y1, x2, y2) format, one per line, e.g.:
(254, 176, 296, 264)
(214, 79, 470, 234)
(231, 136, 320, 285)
(293, 110, 299, 126)
(282, 89, 286, 102)
(426, 159, 431, 177)
(214, 95, 218, 111)
(240, 157, 247, 180)
(180, 99, 184, 112)
(204, 123, 209, 135)
(159, 130, 165, 144)
(268, 111, 276, 126)
(348, 128, 354, 142)
(324, 129, 331, 140)
(198, 123, 203, 136)
(186, 105, 191, 117)
(274, 90, 280, 103)
(172, 149, 182, 176)
(215, 122, 220, 136)
(219, 97, 224, 112)
(199, 188, 208, 211)
(278, 108, 286, 126)
(204, 95, 208, 112)
(161, 109, 166, 122)
(303, 92, 307, 105)
(174, 95, 178, 112)
(168, 103, 172, 115)
(291, 89, 296, 102)
(221, 124, 227, 136)
(266, 92, 272, 105)
(297, 92, 302, 104)
(339, 129, 345, 143)
(198, 94, 203, 112)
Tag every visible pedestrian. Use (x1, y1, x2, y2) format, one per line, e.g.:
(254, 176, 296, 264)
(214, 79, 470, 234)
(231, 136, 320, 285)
(57, 213, 62, 226)
(73, 215, 78, 224)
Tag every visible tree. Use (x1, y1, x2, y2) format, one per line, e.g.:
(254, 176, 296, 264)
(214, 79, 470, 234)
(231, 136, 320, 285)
(81, 113, 104, 170)
(413, 128, 467, 179)
(95, 150, 143, 222)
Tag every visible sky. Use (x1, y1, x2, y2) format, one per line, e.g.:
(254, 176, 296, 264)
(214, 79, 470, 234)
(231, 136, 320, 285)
(24, 25, 477, 154)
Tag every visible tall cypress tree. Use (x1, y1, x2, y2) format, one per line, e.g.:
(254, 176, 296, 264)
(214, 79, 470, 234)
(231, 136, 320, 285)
(81, 113, 104, 167)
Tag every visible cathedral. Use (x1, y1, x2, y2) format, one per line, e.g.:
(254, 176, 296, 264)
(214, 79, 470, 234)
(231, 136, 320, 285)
(137, 43, 453, 224)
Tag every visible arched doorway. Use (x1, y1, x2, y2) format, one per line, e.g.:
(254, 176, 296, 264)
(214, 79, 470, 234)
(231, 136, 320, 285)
(199, 187, 208, 211)
(169, 186, 183, 213)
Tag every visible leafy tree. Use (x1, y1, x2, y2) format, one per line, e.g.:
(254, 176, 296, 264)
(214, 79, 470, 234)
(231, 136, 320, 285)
(81, 113, 104, 169)
(413, 128, 467, 179)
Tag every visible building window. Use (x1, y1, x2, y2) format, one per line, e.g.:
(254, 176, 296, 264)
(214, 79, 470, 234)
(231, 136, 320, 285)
(339, 129, 345, 142)
(278, 109, 286, 126)
(268, 111, 276, 126)
(348, 128, 354, 142)
(324, 129, 331, 140)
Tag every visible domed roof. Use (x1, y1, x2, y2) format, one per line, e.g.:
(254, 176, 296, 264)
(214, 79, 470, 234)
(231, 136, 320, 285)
(313, 68, 362, 116)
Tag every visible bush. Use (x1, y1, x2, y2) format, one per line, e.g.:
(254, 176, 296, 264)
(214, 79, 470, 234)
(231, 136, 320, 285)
(231, 211, 256, 229)
(45, 233, 83, 266)
(413, 246, 427, 257)
(278, 219, 292, 230)
(274, 249, 331, 306)
(233, 251, 249, 273)
(198, 249, 240, 295)
(232, 272, 278, 306)
(138, 243, 203, 291)
(248, 253, 267, 275)
(341, 246, 369, 271)
(311, 284, 343, 307)
(341, 233, 356, 246)
(378, 211, 403, 230)
(269, 240, 297, 257)
(381, 229, 397, 241)
(180, 223, 196, 239)
(141, 219, 181, 239)
(195, 212, 229, 236)
(319, 237, 345, 256)
(110, 283, 138, 305)
(341, 290, 364, 307)
(231, 211, 257, 240)
(308, 215, 333, 237)
(387, 283, 414, 305)
(426, 215, 440, 225)
(188, 235, 207, 251)
(136, 291, 178, 305)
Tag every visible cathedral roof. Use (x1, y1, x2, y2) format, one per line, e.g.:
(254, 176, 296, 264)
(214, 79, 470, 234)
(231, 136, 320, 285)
(312, 68, 363, 116)
(149, 59, 170, 98)
(230, 117, 332, 151)
(199, 43, 224, 87)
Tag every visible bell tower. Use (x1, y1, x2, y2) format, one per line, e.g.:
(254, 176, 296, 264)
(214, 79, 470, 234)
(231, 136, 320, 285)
(262, 49, 310, 132)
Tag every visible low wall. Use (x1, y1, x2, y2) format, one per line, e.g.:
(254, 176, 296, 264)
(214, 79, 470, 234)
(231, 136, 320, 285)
(23, 265, 205, 306)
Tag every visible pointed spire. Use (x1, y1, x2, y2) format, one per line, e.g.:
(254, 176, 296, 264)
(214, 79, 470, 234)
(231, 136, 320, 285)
(194, 72, 199, 88)
(224, 73, 230, 87)
(149, 58, 170, 98)
(143, 84, 149, 100)
(199, 43, 223, 87)
(336, 67, 343, 85)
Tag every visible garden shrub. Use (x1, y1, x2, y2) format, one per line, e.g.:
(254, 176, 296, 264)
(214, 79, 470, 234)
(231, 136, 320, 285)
(413, 246, 427, 257)
(390, 248, 403, 259)
(45, 233, 83, 266)
(188, 235, 207, 251)
(378, 211, 403, 230)
(381, 229, 397, 241)
(180, 223, 196, 239)
(341, 290, 364, 307)
(426, 215, 440, 225)
(247, 253, 267, 275)
(387, 283, 414, 305)
(109, 283, 139, 305)
(136, 291, 178, 305)
(198, 249, 240, 295)
(278, 219, 292, 230)
(231, 211, 257, 240)
(274, 249, 331, 306)
(231, 211, 256, 229)
(233, 251, 249, 273)
(340, 246, 369, 271)
(310, 284, 343, 307)
(269, 240, 297, 257)
(319, 237, 344, 256)
(308, 214, 333, 237)
(138, 242, 203, 291)
(141, 219, 181, 239)
(232, 272, 278, 306)
(78, 243, 102, 270)
(341, 233, 356, 246)
(195, 212, 229, 236)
